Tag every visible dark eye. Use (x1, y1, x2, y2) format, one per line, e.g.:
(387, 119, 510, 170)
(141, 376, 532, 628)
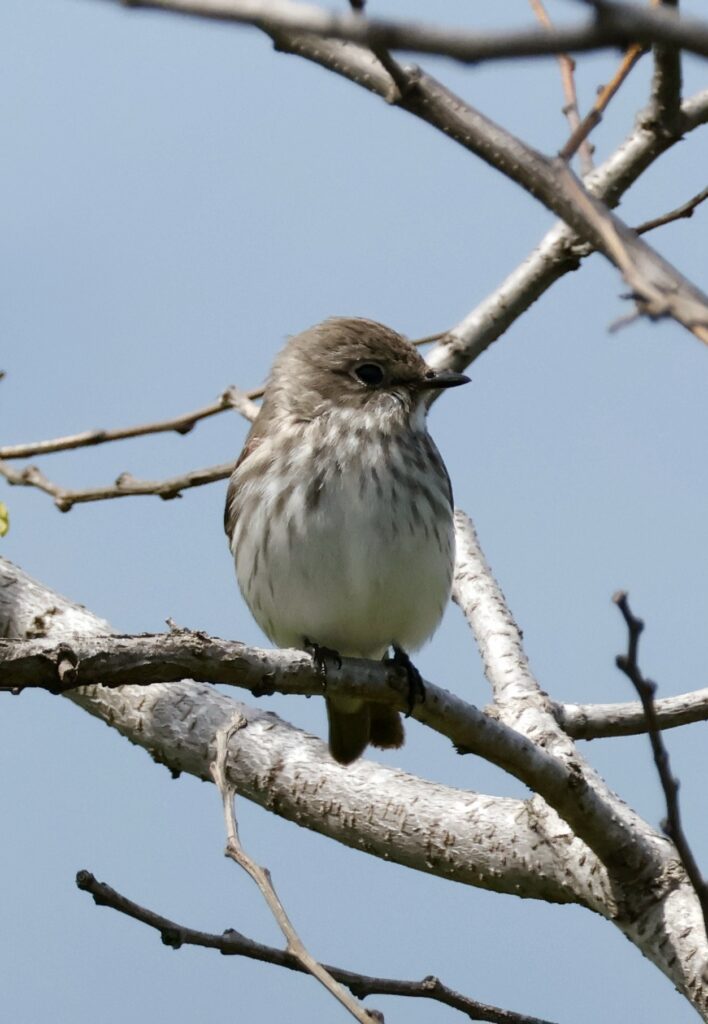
(354, 363, 384, 386)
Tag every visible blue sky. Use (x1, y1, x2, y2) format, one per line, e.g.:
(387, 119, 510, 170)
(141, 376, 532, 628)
(2, 2, 708, 1022)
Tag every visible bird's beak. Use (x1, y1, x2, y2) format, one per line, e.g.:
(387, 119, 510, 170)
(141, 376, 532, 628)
(419, 369, 471, 390)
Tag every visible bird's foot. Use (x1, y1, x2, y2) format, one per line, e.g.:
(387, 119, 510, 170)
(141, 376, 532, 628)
(304, 639, 343, 679)
(386, 646, 425, 716)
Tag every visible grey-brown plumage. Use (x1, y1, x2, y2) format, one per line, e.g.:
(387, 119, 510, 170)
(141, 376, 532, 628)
(225, 317, 468, 764)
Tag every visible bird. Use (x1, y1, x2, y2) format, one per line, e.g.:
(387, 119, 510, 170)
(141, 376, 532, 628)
(225, 317, 469, 764)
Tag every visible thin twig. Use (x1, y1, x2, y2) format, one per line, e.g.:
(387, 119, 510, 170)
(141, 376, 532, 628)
(635, 185, 708, 235)
(0, 331, 443, 470)
(559, 42, 646, 163)
(0, 457, 236, 511)
(74, 869, 559, 1024)
(369, 41, 418, 104)
(613, 591, 708, 932)
(529, 0, 594, 174)
(0, 386, 261, 461)
(414, 329, 449, 347)
(422, 87, 708, 375)
(0, 331, 447, 510)
(211, 721, 378, 1024)
(650, 0, 682, 135)
(269, 36, 708, 345)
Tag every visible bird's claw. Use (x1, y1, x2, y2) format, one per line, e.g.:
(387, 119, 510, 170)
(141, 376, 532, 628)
(386, 646, 425, 716)
(305, 639, 343, 679)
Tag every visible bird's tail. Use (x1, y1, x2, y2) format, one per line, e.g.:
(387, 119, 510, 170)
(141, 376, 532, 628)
(326, 697, 404, 765)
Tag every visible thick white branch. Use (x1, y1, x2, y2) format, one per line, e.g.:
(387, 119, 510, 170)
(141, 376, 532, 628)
(1, 545, 706, 1011)
(453, 511, 542, 713)
(0, 592, 680, 887)
(556, 689, 708, 739)
(0, 554, 607, 909)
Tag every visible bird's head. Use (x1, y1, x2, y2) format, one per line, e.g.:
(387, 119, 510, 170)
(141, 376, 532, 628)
(266, 317, 469, 423)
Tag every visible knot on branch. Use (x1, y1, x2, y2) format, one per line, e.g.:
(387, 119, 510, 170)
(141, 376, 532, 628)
(160, 927, 184, 949)
(75, 869, 106, 903)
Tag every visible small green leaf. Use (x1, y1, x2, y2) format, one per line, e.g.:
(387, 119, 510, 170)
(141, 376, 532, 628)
(0, 501, 9, 537)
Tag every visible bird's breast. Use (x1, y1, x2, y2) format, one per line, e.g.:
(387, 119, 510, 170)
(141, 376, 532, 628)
(230, 417, 454, 657)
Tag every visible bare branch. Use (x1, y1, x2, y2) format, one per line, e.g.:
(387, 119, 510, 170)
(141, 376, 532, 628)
(545, 157, 708, 340)
(452, 511, 543, 711)
(0, 616, 666, 880)
(0, 332, 444, 510)
(100, 0, 708, 65)
(0, 499, 683, 896)
(261, 31, 708, 346)
(212, 723, 377, 1023)
(555, 686, 708, 739)
(8, 88, 700, 508)
(3, 553, 605, 908)
(635, 185, 708, 235)
(0, 457, 236, 511)
(559, 42, 646, 164)
(6, 557, 708, 1011)
(529, 0, 594, 174)
(0, 630, 425, 704)
(2, 88, 706, 516)
(650, 0, 683, 135)
(75, 869, 560, 1024)
(425, 87, 708, 375)
(349, 0, 418, 107)
(0, 386, 260, 462)
(0, 626, 583, 805)
(614, 591, 708, 932)
(101, 4, 708, 346)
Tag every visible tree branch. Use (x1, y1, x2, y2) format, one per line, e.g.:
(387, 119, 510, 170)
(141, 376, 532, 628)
(554, 686, 708, 739)
(426, 87, 708, 374)
(2, 72, 706, 514)
(0, 551, 675, 885)
(635, 185, 708, 235)
(0, 387, 260, 462)
(0, 457, 236, 511)
(98, 0, 708, 350)
(0, 552, 608, 909)
(558, 42, 646, 164)
(102, 0, 708, 65)
(75, 869, 560, 1024)
(529, 0, 594, 175)
(248, 26, 708, 346)
(0, 332, 448, 511)
(391, 73, 708, 345)
(3, 556, 708, 1011)
(613, 591, 708, 933)
(9, 611, 708, 743)
(211, 721, 377, 1023)
(650, 0, 682, 135)
(452, 511, 543, 712)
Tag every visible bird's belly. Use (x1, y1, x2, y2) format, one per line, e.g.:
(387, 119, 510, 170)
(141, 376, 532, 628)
(234, 474, 453, 658)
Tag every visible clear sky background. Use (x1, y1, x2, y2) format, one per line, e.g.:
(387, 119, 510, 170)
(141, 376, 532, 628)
(2, 2, 708, 1022)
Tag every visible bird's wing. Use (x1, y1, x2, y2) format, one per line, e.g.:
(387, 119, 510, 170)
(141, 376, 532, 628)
(224, 414, 268, 539)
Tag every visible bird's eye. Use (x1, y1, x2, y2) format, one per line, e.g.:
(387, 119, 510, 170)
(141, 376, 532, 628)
(354, 363, 384, 386)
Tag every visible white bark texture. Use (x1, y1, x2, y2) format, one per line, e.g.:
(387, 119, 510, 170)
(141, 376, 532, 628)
(1, 545, 707, 1017)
